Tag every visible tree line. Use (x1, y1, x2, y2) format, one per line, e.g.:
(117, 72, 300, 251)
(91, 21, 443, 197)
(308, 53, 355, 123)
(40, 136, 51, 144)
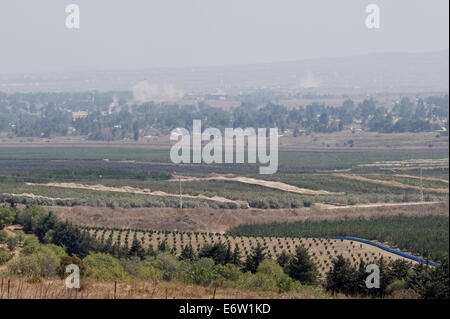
(0, 90, 448, 140)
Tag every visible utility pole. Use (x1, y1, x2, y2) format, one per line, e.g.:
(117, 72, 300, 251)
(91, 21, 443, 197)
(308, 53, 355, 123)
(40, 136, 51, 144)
(179, 176, 183, 209)
(419, 168, 424, 202)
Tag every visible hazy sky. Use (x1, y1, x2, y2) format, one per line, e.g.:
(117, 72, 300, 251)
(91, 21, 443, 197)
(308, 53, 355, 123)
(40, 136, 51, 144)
(0, 0, 448, 74)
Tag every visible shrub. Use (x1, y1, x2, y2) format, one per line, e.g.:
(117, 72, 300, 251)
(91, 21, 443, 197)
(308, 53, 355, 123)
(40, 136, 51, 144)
(0, 230, 8, 243)
(8, 254, 41, 277)
(148, 253, 180, 281)
(137, 264, 164, 281)
(385, 279, 408, 295)
(39, 246, 59, 277)
(303, 200, 313, 208)
(0, 205, 17, 229)
(257, 259, 302, 293)
(83, 253, 129, 281)
(257, 259, 284, 277)
(0, 247, 13, 265)
(57, 255, 87, 279)
(182, 259, 215, 286)
(6, 236, 18, 251)
(121, 256, 142, 277)
(15, 230, 26, 243)
(214, 263, 243, 284)
(45, 244, 68, 259)
(21, 235, 42, 256)
(243, 271, 278, 292)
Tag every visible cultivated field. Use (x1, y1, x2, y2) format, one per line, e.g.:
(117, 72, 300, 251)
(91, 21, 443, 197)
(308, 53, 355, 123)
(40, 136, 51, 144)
(0, 145, 448, 300)
(83, 227, 418, 276)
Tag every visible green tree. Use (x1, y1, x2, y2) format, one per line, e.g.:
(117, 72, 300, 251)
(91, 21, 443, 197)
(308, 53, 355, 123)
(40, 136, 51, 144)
(287, 246, 319, 285)
(199, 242, 230, 265)
(179, 244, 196, 261)
(325, 255, 358, 296)
(16, 205, 48, 233)
(244, 243, 265, 274)
(276, 250, 293, 270)
(231, 243, 242, 267)
(407, 259, 449, 299)
(0, 205, 16, 229)
(128, 237, 146, 260)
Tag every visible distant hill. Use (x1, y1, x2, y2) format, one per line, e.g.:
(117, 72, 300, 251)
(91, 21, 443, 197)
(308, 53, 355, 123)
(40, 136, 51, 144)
(0, 50, 448, 93)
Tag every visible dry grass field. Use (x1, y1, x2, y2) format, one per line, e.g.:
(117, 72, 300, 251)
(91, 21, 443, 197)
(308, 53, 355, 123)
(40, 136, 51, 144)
(0, 277, 335, 299)
(48, 202, 449, 233)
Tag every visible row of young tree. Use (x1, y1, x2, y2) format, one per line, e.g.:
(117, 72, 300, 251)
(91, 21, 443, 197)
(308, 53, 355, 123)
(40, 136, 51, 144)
(0, 90, 448, 140)
(228, 215, 449, 261)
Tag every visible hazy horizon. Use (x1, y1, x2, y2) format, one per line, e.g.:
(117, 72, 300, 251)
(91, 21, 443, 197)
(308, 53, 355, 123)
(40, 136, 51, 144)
(0, 49, 448, 76)
(1, 0, 448, 74)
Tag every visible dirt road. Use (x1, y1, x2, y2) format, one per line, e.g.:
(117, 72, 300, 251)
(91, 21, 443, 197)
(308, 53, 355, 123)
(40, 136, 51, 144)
(25, 182, 246, 206)
(334, 174, 449, 193)
(174, 175, 343, 196)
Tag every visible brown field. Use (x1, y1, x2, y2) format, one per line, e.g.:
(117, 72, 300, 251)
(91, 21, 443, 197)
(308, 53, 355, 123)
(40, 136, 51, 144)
(48, 202, 449, 233)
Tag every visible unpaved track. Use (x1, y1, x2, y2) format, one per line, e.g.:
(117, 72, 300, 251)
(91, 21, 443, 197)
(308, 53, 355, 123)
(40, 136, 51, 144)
(25, 182, 245, 206)
(4, 225, 22, 238)
(2, 193, 74, 201)
(174, 175, 343, 196)
(316, 201, 442, 210)
(394, 174, 449, 184)
(334, 174, 449, 193)
(358, 158, 449, 171)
